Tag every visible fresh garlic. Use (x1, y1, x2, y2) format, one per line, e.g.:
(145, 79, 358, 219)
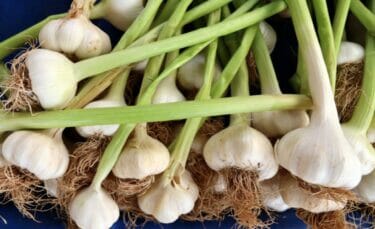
(152, 74, 186, 104)
(138, 170, 199, 224)
(2, 129, 69, 180)
(112, 124, 170, 179)
(337, 41, 365, 65)
(259, 21, 277, 53)
(354, 169, 375, 203)
(76, 99, 125, 138)
(103, 0, 144, 31)
(252, 110, 309, 138)
(25, 49, 76, 109)
(259, 174, 289, 212)
(44, 179, 59, 197)
(212, 173, 227, 193)
(203, 123, 278, 181)
(177, 54, 221, 91)
(69, 186, 119, 229)
(39, 15, 111, 59)
(279, 173, 346, 213)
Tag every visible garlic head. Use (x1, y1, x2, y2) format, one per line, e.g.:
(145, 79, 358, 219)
(337, 41, 365, 65)
(138, 170, 199, 223)
(39, 19, 64, 51)
(259, 21, 277, 53)
(203, 124, 278, 181)
(2, 130, 69, 180)
(69, 186, 119, 229)
(354, 170, 375, 203)
(259, 174, 289, 212)
(104, 0, 144, 31)
(152, 75, 186, 104)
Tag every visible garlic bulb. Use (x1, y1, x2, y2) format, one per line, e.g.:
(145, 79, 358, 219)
(252, 110, 309, 138)
(259, 22, 277, 53)
(212, 173, 227, 193)
(76, 99, 125, 138)
(177, 54, 221, 91)
(2, 129, 69, 180)
(103, 0, 144, 31)
(112, 124, 170, 179)
(368, 128, 375, 143)
(275, 120, 362, 189)
(44, 179, 58, 197)
(354, 169, 375, 203)
(39, 15, 111, 59)
(138, 170, 199, 223)
(279, 173, 346, 213)
(152, 74, 186, 104)
(337, 41, 365, 65)
(342, 125, 375, 175)
(25, 49, 76, 109)
(70, 186, 119, 229)
(203, 123, 278, 181)
(259, 174, 289, 212)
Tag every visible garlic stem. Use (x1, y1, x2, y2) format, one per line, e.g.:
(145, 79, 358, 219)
(350, 0, 375, 35)
(229, 0, 259, 19)
(311, 0, 337, 90)
(333, 0, 351, 53)
(103, 69, 129, 103)
(152, 0, 181, 26)
(90, 0, 106, 19)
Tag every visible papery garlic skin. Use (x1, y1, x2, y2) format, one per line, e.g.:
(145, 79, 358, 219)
(275, 121, 362, 189)
(203, 124, 278, 181)
(112, 127, 170, 179)
(2, 130, 69, 180)
(39, 16, 111, 59)
(26, 49, 76, 110)
(44, 179, 58, 197)
(279, 173, 346, 213)
(104, 0, 144, 31)
(342, 125, 375, 175)
(337, 41, 365, 65)
(0, 144, 9, 168)
(177, 54, 221, 91)
(76, 99, 125, 138)
(138, 170, 199, 224)
(69, 186, 119, 229)
(368, 128, 375, 143)
(354, 170, 375, 203)
(152, 75, 186, 104)
(213, 173, 227, 193)
(259, 22, 277, 53)
(259, 174, 289, 212)
(252, 110, 309, 138)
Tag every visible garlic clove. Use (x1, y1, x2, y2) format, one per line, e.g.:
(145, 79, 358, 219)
(76, 99, 125, 137)
(112, 129, 170, 179)
(259, 174, 290, 212)
(212, 173, 227, 193)
(97, 26, 112, 54)
(203, 124, 278, 181)
(279, 173, 346, 213)
(152, 75, 186, 104)
(138, 170, 199, 224)
(342, 125, 375, 175)
(26, 49, 76, 110)
(56, 16, 86, 53)
(252, 110, 309, 138)
(2, 130, 69, 180)
(44, 179, 59, 197)
(69, 186, 119, 229)
(177, 54, 221, 91)
(104, 0, 144, 31)
(259, 21, 277, 53)
(39, 19, 64, 52)
(275, 121, 362, 189)
(337, 41, 365, 65)
(354, 169, 375, 203)
(191, 133, 209, 155)
(367, 128, 375, 143)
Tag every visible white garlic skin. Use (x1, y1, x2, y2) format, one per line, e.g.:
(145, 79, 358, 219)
(69, 186, 119, 229)
(112, 130, 170, 179)
(354, 170, 375, 203)
(44, 179, 58, 197)
(275, 121, 362, 189)
(76, 99, 125, 138)
(212, 173, 227, 193)
(337, 41, 365, 65)
(252, 110, 309, 138)
(259, 174, 289, 212)
(367, 128, 375, 143)
(342, 125, 375, 175)
(104, 0, 144, 31)
(152, 75, 186, 104)
(26, 49, 76, 110)
(0, 144, 9, 168)
(2, 130, 69, 180)
(191, 133, 209, 155)
(133, 59, 148, 71)
(177, 54, 221, 91)
(279, 173, 346, 213)
(259, 22, 277, 53)
(138, 170, 199, 224)
(39, 16, 111, 59)
(203, 124, 278, 181)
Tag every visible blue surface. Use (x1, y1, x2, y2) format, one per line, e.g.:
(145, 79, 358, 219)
(0, 0, 310, 228)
